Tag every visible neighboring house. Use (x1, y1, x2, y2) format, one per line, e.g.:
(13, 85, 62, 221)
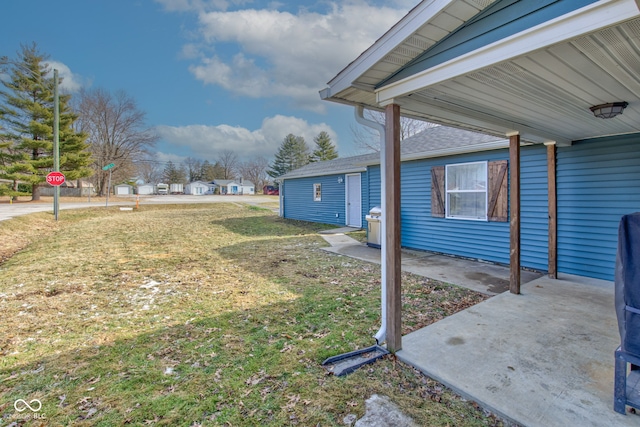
(314, 0, 640, 286)
(184, 181, 210, 195)
(114, 184, 133, 196)
(235, 179, 255, 195)
(213, 180, 233, 195)
(136, 184, 155, 195)
(213, 179, 255, 195)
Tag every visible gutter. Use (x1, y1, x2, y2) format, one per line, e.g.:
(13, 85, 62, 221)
(355, 105, 387, 345)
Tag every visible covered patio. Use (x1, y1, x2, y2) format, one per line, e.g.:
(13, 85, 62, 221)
(319, 0, 640, 424)
(398, 273, 637, 426)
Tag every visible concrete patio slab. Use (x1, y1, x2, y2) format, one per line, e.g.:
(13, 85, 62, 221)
(318, 227, 634, 426)
(397, 274, 640, 427)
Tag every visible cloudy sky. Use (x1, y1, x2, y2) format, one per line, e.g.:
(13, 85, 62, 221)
(1, 0, 414, 165)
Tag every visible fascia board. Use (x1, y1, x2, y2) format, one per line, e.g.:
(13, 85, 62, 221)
(376, 0, 640, 103)
(280, 167, 368, 180)
(321, 0, 455, 100)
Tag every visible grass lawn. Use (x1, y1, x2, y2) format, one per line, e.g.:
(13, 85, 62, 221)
(0, 203, 504, 426)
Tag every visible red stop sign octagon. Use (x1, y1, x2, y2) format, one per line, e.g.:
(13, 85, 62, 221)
(46, 171, 66, 186)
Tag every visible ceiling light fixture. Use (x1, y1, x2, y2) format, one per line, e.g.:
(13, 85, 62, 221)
(590, 102, 628, 119)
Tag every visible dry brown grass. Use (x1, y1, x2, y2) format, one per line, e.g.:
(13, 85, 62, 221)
(0, 203, 506, 426)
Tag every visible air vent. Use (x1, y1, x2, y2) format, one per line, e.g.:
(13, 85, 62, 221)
(382, 54, 411, 66)
(624, 17, 640, 38)
(405, 35, 432, 51)
(467, 0, 497, 9)
(394, 46, 424, 59)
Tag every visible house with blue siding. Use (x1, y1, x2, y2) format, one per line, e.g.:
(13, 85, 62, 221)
(280, 126, 560, 273)
(316, 0, 640, 295)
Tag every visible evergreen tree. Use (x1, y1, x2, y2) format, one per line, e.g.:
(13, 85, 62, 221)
(162, 161, 186, 183)
(200, 160, 225, 181)
(310, 131, 338, 162)
(0, 43, 92, 200)
(267, 134, 309, 180)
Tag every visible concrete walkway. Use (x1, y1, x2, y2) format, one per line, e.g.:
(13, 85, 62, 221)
(318, 228, 638, 426)
(318, 228, 541, 295)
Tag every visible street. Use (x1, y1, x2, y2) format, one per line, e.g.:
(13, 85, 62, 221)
(0, 194, 279, 222)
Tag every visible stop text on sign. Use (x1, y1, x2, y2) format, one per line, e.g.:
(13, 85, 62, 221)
(46, 172, 66, 186)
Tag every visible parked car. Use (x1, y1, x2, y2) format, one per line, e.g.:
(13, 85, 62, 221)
(263, 185, 279, 195)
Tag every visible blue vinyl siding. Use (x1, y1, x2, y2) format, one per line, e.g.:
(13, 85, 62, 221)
(368, 166, 380, 212)
(557, 134, 640, 281)
(360, 171, 370, 226)
(367, 146, 548, 271)
(283, 173, 367, 227)
(521, 146, 550, 271)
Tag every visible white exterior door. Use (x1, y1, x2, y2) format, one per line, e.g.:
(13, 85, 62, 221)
(346, 174, 362, 227)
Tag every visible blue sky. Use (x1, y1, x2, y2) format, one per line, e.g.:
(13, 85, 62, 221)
(1, 0, 414, 164)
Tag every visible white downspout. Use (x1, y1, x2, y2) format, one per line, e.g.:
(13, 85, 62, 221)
(355, 106, 386, 345)
(279, 180, 284, 217)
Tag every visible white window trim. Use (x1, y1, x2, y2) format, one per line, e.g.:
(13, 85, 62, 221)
(313, 183, 322, 202)
(445, 161, 488, 221)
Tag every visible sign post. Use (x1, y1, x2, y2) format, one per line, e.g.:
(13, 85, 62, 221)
(102, 163, 115, 207)
(46, 171, 65, 221)
(53, 69, 60, 221)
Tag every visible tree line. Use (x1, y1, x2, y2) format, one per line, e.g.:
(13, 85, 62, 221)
(0, 43, 341, 200)
(267, 131, 338, 182)
(140, 152, 271, 193)
(0, 43, 159, 198)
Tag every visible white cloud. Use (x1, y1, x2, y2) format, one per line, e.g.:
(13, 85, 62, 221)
(0, 60, 89, 94)
(155, 114, 337, 161)
(45, 61, 90, 93)
(155, 0, 251, 12)
(155, 151, 189, 165)
(186, 2, 408, 112)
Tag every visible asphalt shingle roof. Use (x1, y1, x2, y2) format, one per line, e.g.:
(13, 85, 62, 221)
(279, 126, 505, 180)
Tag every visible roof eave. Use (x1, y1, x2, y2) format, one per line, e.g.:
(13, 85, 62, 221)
(376, 0, 640, 103)
(281, 139, 515, 180)
(320, 0, 456, 101)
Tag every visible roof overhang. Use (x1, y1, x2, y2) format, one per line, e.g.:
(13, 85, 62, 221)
(321, 0, 640, 147)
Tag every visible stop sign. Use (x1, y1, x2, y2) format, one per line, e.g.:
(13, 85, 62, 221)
(46, 171, 65, 186)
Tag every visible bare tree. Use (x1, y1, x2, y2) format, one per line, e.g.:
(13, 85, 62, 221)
(137, 160, 162, 184)
(183, 157, 203, 182)
(238, 156, 269, 192)
(351, 109, 437, 152)
(217, 149, 238, 180)
(75, 88, 157, 195)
